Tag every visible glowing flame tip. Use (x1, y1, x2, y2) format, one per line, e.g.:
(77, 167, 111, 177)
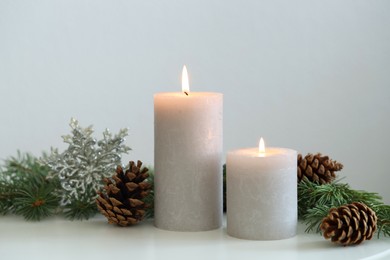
(259, 137, 265, 153)
(182, 65, 189, 94)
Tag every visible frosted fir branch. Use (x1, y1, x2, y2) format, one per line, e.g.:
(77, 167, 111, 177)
(41, 118, 131, 206)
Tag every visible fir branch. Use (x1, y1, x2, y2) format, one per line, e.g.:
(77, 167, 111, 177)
(13, 183, 59, 221)
(63, 198, 98, 220)
(42, 118, 131, 209)
(303, 205, 331, 233)
(61, 182, 98, 220)
(0, 152, 59, 220)
(143, 168, 154, 219)
(0, 182, 17, 214)
(372, 204, 390, 237)
(1, 151, 37, 182)
(299, 178, 390, 237)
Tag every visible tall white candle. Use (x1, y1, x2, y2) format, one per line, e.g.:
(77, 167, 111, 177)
(227, 138, 297, 240)
(154, 66, 223, 231)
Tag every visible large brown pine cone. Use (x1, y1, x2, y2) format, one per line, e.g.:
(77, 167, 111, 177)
(96, 160, 151, 226)
(320, 202, 377, 246)
(297, 153, 343, 184)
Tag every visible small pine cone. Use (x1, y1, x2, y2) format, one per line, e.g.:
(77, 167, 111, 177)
(320, 202, 377, 246)
(96, 160, 152, 226)
(297, 153, 343, 184)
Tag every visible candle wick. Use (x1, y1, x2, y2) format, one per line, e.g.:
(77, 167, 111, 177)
(184, 92, 189, 96)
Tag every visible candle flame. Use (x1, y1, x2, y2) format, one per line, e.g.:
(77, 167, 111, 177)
(259, 137, 265, 154)
(182, 65, 190, 95)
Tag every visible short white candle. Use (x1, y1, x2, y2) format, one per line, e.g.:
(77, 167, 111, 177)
(154, 66, 223, 231)
(227, 138, 297, 240)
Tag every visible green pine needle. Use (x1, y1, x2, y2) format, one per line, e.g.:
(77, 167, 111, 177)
(62, 185, 98, 221)
(63, 199, 98, 220)
(61, 183, 99, 220)
(372, 204, 390, 237)
(0, 182, 16, 214)
(0, 152, 60, 220)
(303, 205, 331, 233)
(13, 184, 59, 221)
(298, 178, 390, 237)
(143, 168, 155, 219)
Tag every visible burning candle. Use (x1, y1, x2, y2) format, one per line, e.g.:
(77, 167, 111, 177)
(227, 138, 297, 240)
(154, 66, 223, 231)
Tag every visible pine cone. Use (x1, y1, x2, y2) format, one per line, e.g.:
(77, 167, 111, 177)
(320, 202, 377, 246)
(96, 160, 151, 226)
(297, 153, 343, 184)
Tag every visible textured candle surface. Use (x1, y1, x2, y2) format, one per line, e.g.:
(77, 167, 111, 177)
(227, 147, 297, 240)
(154, 92, 223, 231)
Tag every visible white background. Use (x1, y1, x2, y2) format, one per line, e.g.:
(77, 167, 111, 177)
(0, 0, 389, 203)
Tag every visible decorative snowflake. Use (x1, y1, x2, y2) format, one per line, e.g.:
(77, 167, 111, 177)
(43, 118, 131, 205)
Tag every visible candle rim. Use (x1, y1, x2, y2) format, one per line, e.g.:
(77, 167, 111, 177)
(154, 92, 223, 98)
(228, 147, 297, 157)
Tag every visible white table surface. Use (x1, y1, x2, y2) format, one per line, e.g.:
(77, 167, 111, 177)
(0, 215, 389, 260)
